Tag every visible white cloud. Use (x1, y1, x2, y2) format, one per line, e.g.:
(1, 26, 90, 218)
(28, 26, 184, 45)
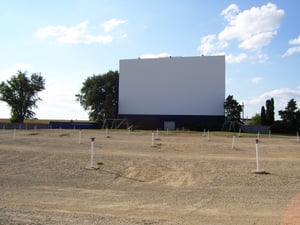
(256, 52, 270, 63)
(226, 53, 247, 63)
(250, 76, 262, 85)
(288, 35, 300, 45)
(101, 18, 128, 32)
(36, 25, 66, 39)
(219, 3, 284, 50)
(121, 33, 128, 39)
(197, 3, 284, 62)
(197, 34, 228, 55)
(0, 102, 10, 118)
(0, 69, 15, 80)
(238, 31, 276, 50)
(244, 88, 300, 109)
(36, 20, 113, 44)
(139, 52, 171, 59)
(282, 35, 300, 57)
(37, 79, 88, 120)
(241, 88, 300, 118)
(0, 75, 89, 120)
(282, 46, 300, 57)
(0, 64, 33, 80)
(221, 4, 239, 22)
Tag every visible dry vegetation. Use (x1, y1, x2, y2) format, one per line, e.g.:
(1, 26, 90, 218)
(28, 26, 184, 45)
(0, 129, 299, 225)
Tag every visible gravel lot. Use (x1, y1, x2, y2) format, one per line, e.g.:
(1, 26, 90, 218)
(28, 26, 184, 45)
(0, 129, 299, 224)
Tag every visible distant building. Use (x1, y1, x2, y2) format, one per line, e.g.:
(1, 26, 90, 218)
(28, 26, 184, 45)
(118, 56, 225, 130)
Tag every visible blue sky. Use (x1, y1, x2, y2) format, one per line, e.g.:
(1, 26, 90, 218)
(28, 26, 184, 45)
(0, 0, 300, 120)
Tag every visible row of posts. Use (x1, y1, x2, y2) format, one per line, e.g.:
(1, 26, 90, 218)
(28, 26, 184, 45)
(3, 127, 300, 144)
(2, 128, 299, 172)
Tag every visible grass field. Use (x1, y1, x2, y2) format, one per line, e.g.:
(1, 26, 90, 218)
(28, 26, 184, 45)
(0, 129, 299, 224)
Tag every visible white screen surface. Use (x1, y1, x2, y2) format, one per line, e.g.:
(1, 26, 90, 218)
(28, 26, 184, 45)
(119, 56, 225, 116)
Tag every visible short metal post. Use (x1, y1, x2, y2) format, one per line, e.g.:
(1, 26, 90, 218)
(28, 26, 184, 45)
(231, 135, 236, 149)
(255, 139, 260, 172)
(151, 132, 154, 146)
(90, 137, 95, 168)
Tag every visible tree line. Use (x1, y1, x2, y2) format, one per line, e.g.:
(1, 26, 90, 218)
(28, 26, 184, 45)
(0, 70, 118, 124)
(224, 95, 300, 133)
(247, 97, 300, 133)
(0, 70, 299, 133)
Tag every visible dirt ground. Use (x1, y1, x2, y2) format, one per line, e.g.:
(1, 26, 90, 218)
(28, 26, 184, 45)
(0, 129, 299, 225)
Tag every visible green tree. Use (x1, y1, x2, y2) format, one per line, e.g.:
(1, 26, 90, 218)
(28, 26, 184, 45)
(249, 113, 261, 125)
(265, 98, 275, 125)
(223, 95, 243, 132)
(260, 106, 266, 125)
(270, 98, 300, 133)
(279, 99, 298, 122)
(76, 70, 119, 122)
(0, 71, 45, 123)
(103, 94, 117, 119)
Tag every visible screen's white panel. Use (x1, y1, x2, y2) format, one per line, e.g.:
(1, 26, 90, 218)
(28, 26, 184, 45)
(119, 56, 225, 115)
